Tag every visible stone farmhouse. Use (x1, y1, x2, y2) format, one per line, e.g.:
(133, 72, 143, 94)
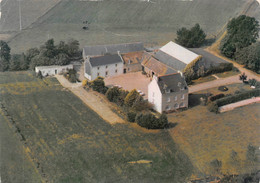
(82, 41, 200, 113)
(83, 42, 145, 80)
(148, 73, 188, 113)
(35, 64, 73, 77)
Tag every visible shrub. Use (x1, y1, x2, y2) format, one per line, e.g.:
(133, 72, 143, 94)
(88, 77, 107, 94)
(82, 79, 88, 87)
(207, 102, 218, 113)
(37, 71, 43, 79)
(115, 89, 129, 106)
(157, 114, 169, 129)
(135, 112, 158, 129)
(216, 89, 260, 107)
(106, 87, 120, 102)
(124, 89, 141, 107)
(208, 93, 225, 102)
(248, 78, 260, 88)
(135, 112, 169, 129)
(218, 86, 228, 91)
(127, 111, 137, 122)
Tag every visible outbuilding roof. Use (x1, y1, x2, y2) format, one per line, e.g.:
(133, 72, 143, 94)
(83, 42, 144, 57)
(157, 73, 188, 94)
(160, 41, 200, 65)
(142, 55, 177, 76)
(89, 54, 123, 67)
(121, 51, 144, 65)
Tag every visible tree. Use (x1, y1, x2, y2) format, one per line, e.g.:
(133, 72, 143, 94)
(67, 39, 80, 57)
(0, 40, 11, 71)
(235, 42, 260, 73)
(124, 89, 140, 107)
(89, 77, 107, 94)
(105, 87, 120, 102)
(158, 114, 169, 129)
(135, 112, 159, 129)
(239, 72, 247, 83)
(9, 54, 22, 71)
(175, 23, 206, 48)
(220, 15, 259, 58)
(43, 39, 56, 58)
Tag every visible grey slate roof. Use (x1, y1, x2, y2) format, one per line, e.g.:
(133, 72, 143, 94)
(89, 54, 123, 67)
(85, 61, 91, 75)
(83, 42, 144, 56)
(154, 50, 187, 71)
(158, 73, 188, 94)
(189, 48, 227, 69)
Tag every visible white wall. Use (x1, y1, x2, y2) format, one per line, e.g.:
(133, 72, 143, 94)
(148, 78, 162, 113)
(90, 62, 124, 80)
(35, 65, 73, 77)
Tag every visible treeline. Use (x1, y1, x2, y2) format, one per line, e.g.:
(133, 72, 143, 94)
(220, 15, 260, 73)
(0, 39, 80, 72)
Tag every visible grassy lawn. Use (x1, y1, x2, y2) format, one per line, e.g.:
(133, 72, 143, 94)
(0, 71, 193, 183)
(214, 70, 240, 78)
(167, 83, 260, 176)
(191, 75, 216, 85)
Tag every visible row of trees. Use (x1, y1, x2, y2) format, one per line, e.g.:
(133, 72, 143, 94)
(220, 15, 260, 73)
(0, 39, 80, 72)
(85, 77, 169, 129)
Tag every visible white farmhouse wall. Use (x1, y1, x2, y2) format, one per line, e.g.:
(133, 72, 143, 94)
(148, 78, 162, 113)
(91, 62, 124, 80)
(35, 65, 73, 77)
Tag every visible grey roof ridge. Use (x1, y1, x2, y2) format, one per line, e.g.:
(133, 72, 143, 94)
(159, 49, 188, 67)
(152, 54, 180, 73)
(83, 42, 143, 48)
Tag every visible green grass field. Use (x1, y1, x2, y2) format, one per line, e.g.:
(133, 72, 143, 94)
(7, 0, 247, 53)
(0, 71, 192, 183)
(168, 84, 260, 176)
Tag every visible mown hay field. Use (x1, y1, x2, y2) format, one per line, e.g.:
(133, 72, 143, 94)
(0, 71, 192, 183)
(168, 84, 260, 176)
(7, 0, 247, 53)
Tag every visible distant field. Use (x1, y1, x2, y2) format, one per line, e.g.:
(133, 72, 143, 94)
(0, 0, 60, 32)
(7, 0, 247, 53)
(168, 83, 260, 175)
(0, 71, 192, 183)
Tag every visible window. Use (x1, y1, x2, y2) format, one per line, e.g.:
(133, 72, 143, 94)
(97, 67, 100, 70)
(165, 105, 171, 111)
(97, 72, 100, 76)
(166, 89, 170, 93)
(174, 103, 179, 109)
(174, 96, 177, 101)
(167, 97, 171, 102)
(180, 102, 184, 107)
(105, 71, 108, 76)
(181, 94, 185, 100)
(115, 64, 117, 67)
(106, 65, 108, 69)
(115, 69, 117, 73)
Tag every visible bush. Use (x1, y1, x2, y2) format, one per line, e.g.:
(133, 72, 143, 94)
(67, 69, 77, 83)
(135, 112, 169, 129)
(207, 102, 218, 113)
(208, 93, 225, 102)
(208, 89, 260, 113)
(124, 89, 141, 107)
(127, 111, 137, 122)
(216, 89, 260, 107)
(218, 86, 228, 91)
(88, 77, 107, 94)
(106, 87, 120, 102)
(115, 89, 129, 106)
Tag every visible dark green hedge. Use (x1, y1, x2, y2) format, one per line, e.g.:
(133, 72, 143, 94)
(216, 89, 260, 107)
(208, 93, 225, 102)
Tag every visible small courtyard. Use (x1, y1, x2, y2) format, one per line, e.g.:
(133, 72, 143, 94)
(104, 72, 151, 99)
